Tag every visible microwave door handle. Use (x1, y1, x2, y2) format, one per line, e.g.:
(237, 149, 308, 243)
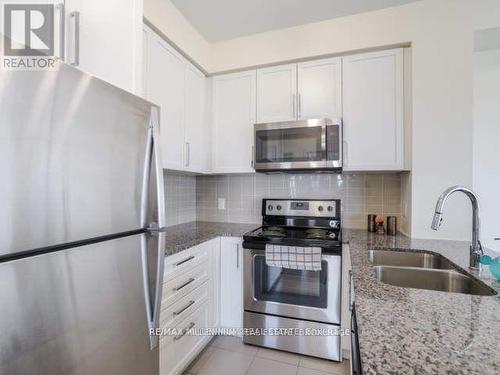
(321, 125, 327, 160)
(328, 123, 343, 165)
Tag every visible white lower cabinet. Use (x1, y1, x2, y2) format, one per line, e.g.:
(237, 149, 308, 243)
(160, 240, 218, 375)
(159, 238, 223, 375)
(160, 300, 210, 375)
(208, 238, 221, 328)
(219, 237, 244, 333)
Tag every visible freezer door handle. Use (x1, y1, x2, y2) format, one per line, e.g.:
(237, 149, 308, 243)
(69, 11, 80, 66)
(140, 107, 166, 350)
(56, 2, 65, 61)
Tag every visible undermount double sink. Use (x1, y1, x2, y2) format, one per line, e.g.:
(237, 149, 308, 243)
(368, 250, 496, 296)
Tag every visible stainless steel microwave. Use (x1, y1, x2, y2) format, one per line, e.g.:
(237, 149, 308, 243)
(253, 118, 342, 172)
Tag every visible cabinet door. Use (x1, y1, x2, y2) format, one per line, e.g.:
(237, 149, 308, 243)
(297, 57, 342, 120)
(220, 237, 243, 332)
(256, 64, 297, 122)
(185, 64, 209, 173)
(64, 0, 142, 93)
(342, 49, 404, 171)
(212, 71, 256, 173)
(141, 28, 149, 98)
(145, 30, 185, 170)
(206, 238, 221, 328)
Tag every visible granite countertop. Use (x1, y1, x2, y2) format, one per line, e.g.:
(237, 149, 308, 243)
(164, 221, 258, 256)
(344, 229, 500, 374)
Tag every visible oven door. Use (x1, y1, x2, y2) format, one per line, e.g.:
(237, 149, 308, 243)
(254, 119, 342, 171)
(244, 248, 341, 324)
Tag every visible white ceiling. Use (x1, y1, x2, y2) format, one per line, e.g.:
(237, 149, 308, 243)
(171, 0, 421, 42)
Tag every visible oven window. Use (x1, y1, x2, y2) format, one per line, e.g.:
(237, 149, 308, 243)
(253, 256, 327, 308)
(255, 126, 326, 163)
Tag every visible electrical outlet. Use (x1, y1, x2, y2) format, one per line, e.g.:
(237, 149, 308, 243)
(218, 198, 226, 210)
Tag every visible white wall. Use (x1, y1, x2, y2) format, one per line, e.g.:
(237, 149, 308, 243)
(473, 48, 500, 252)
(208, 0, 474, 241)
(143, 0, 211, 71)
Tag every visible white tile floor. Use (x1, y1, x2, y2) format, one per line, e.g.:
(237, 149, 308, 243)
(183, 336, 349, 375)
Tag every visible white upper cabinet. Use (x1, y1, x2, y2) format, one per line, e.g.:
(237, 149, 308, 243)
(342, 49, 404, 171)
(143, 26, 210, 173)
(142, 30, 405, 174)
(63, 0, 142, 93)
(256, 64, 297, 123)
(257, 59, 341, 123)
(145, 30, 185, 170)
(297, 57, 342, 120)
(212, 70, 256, 173)
(185, 64, 209, 173)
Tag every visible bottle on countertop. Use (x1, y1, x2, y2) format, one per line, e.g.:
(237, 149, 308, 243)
(367, 214, 376, 232)
(387, 216, 397, 236)
(375, 215, 385, 235)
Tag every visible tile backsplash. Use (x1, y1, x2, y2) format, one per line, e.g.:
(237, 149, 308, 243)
(164, 172, 196, 227)
(196, 173, 403, 229)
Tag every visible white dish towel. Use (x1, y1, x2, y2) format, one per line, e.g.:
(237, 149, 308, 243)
(265, 244, 322, 271)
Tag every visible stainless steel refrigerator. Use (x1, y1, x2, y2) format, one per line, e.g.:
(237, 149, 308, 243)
(0, 60, 166, 374)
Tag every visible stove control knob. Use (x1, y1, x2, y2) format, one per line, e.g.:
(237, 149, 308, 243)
(267, 205, 273, 211)
(276, 205, 282, 211)
(318, 206, 324, 212)
(329, 220, 339, 228)
(327, 206, 334, 212)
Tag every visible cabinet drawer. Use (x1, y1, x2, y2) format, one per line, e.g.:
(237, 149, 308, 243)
(162, 263, 209, 307)
(161, 281, 209, 329)
(160, 302, 210, 375)
(164, 244, 209, 281)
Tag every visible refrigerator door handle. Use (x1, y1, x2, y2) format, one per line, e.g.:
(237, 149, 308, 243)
(140, 107, 166, 350)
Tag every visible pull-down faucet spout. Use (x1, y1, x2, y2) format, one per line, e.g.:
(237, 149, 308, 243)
(431, 186, 483, 270)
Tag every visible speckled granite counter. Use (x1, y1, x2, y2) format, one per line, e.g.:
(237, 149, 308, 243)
(344, 229, 500, 374)
(164, 221, 258, 256)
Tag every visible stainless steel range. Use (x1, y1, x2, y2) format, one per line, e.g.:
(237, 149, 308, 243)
(242, 199, 342, 361)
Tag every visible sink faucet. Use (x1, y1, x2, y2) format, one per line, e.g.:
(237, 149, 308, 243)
(431, 186, 483, 270)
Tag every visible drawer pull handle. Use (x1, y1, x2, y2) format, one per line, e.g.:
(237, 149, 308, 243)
(173, 300, 195, 316)
(175, 255, 195, 267)
(173, 322, 195, 341)
(173, 278, 195, 292)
